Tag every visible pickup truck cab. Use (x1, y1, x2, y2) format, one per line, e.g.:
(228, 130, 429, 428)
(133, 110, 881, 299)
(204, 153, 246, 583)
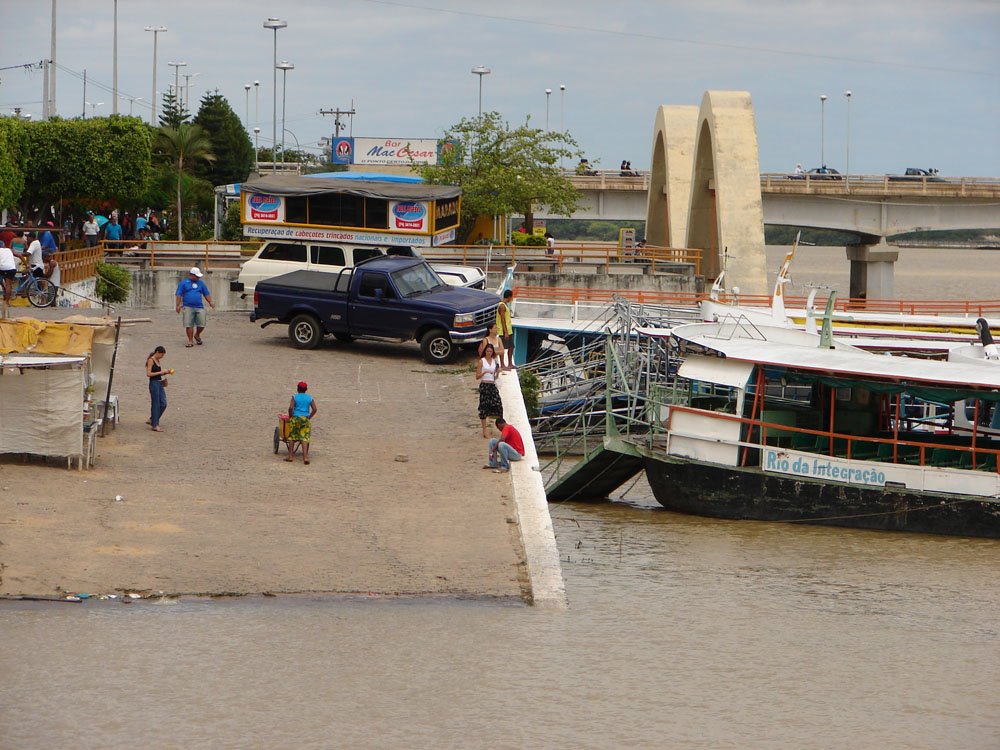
(251, 256, 499, 364)
(232, 239, 486, 295)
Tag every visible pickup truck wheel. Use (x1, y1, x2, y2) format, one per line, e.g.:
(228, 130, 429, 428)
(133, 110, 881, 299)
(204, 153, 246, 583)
(333, 332, 355, 343)
(420, 329, 454, 364)
(288, 314, 322, 349)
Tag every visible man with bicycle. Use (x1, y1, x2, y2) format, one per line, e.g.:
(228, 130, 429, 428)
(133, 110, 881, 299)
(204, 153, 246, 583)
(20, 233, 45, 278)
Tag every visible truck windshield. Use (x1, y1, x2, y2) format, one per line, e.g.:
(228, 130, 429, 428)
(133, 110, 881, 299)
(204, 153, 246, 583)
(391, 264, 445, 297)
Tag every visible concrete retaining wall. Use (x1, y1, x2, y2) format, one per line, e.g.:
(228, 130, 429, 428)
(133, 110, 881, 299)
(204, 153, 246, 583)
(125, 268, 249, 311)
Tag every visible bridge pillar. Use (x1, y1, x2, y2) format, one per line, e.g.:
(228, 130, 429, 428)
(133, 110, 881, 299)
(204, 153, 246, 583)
(847, 240, 899, 300)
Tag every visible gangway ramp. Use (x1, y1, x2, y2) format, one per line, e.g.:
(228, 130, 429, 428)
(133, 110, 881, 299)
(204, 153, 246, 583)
(545, 436, 645, 502)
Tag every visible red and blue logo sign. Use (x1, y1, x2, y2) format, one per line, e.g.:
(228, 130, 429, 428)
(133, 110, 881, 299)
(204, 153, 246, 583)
(248, 193, 281, 221)
(332, 137, 354, 164)
(392, 202, 426, 230)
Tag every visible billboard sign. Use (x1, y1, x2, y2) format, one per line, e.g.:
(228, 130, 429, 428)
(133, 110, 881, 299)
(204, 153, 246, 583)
(246, 193, 284, 222)
(389, 201, 429, 232)
(331, 137, 354, 165)
(243, 223, 443, 247)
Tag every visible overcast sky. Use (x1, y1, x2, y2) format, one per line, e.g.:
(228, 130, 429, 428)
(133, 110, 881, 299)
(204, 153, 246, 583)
(2, 0, 998, 175)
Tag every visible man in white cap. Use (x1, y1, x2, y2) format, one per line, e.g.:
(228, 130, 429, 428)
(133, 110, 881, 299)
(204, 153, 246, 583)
(175, 267, 215, 347)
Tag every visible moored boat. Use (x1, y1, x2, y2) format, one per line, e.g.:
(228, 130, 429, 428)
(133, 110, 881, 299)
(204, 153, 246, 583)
(644, 320, 1000, 537)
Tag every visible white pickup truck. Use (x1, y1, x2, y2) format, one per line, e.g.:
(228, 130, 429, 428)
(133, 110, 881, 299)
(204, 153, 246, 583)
(230, 240, 486, 295)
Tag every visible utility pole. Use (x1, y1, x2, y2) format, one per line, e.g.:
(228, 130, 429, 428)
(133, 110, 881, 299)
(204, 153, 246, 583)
(319, 106, 356, 137)
(50, 0, 57, 117)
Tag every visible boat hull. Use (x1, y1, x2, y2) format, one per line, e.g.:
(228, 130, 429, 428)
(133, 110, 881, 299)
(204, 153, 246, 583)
(643, 456, 1000, 539)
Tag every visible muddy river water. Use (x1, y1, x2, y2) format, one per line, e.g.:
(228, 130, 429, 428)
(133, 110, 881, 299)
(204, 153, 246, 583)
(2, 247, 998, 749)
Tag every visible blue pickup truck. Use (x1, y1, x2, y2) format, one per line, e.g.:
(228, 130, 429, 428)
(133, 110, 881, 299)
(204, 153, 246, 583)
(251, 256, 499, 364)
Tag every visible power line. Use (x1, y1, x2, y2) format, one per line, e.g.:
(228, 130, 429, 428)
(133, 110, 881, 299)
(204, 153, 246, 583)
(355, 0, 1000, 78)
(53, 62, 152, 112)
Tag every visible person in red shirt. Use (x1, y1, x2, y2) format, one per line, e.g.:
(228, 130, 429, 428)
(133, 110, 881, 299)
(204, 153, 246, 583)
(485, 418, 525, 471)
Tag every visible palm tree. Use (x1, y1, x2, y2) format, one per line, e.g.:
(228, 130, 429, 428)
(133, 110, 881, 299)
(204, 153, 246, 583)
(156, 123, 216, 241)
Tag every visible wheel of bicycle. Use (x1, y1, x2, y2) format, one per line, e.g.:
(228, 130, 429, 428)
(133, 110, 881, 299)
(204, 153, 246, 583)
(27, 279, 58, 308)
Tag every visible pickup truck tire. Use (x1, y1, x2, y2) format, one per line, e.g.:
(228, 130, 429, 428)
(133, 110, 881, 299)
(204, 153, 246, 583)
(333, 332, 355, 343)
(420, 329, 454, 364)
(288, 314, 323, 349)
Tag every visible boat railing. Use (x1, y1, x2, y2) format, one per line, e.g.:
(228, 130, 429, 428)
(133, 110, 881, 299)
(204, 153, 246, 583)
(513, 286, 1000, 318)
(662, 405, 1000, 471)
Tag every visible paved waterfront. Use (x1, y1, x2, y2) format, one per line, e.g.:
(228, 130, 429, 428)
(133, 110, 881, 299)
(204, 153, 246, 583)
(0, 309, 528, 600)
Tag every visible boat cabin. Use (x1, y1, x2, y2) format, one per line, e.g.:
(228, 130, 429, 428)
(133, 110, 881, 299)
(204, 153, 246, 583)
(664, 322, 1000, 499)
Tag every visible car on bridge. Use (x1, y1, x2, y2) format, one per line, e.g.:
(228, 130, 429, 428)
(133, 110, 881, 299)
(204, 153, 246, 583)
(791, 166, 842, 181)
(888, 167, 946, 182)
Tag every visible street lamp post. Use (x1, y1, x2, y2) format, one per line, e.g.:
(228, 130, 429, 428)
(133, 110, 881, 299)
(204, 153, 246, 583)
(844, 90, 852, 186)
(112, 0, 119, 114)
(263, 18, 288, 173)
(471, 65, 490, 117)
(244, 84, 251, 125)
(86, 101, 104, 118)
(254, 80, 260, 124)
(819, 94, 827, 168)
(128, 96, 143, 116)
(168, 61, 187, 116)
(144, 25, 167, 126)
(545, 88, 552, 131)
(559, 83, 566, 169)
(276, 61, 294, 164)
(254, 128, 261, 172)
(182, 72, 200, 112)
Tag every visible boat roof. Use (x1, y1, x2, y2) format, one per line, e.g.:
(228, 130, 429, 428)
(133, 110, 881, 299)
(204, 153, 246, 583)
(671, 322, 1000, 391)
(241, 175, 460, 201)
(0, 354, 87, 367)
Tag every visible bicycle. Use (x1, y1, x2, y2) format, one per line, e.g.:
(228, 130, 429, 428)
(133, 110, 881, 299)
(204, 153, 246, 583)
(8, 267, 58, 308)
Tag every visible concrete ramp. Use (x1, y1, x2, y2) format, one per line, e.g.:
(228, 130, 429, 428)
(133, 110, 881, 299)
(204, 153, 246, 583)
(546, 437, 644, 502)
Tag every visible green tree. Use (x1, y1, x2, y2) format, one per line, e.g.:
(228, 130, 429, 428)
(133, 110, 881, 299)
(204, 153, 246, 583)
(159, 89, 189, 128)
(155, 123, 216, 241)
(192, 92, 254, 185)
(417, 113, 581, 239)
(0, 118, 27, 209)
(18, 116, 152, 221)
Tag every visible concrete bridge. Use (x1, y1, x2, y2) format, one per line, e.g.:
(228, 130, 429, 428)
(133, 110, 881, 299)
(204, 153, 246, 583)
(535, 168, 1000, 298)
(543, 171, 1000, 240)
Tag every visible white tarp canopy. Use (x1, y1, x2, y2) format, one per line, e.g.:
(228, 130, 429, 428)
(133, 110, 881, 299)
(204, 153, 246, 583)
(0, 357, 86, 459)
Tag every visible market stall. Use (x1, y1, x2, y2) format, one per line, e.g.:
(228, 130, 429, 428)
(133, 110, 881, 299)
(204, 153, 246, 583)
(0, 317, 120, 468)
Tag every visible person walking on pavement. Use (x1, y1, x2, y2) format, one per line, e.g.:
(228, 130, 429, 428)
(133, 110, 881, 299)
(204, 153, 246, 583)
(175, 267, 215, 347)
(285, 381, 317, 465)
(145, 345, 173, 432)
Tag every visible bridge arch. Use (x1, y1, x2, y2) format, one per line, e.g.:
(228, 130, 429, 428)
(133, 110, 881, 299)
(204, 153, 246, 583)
(686, 90, 768, 294)
(645, 105, 699, 249)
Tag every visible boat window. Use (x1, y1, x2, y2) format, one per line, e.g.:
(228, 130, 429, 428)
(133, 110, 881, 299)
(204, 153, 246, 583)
(311, 246, 346, 266)
(365, 198, 388, 229)
(285, 196, 308, 224)
(259, 243, 306, 262)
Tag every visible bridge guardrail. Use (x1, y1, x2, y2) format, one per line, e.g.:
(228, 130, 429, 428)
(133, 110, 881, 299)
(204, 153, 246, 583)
(760, 172, 1000, 195)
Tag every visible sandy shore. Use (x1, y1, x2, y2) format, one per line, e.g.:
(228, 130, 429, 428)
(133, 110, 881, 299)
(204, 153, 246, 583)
(0, 308, 528, 600)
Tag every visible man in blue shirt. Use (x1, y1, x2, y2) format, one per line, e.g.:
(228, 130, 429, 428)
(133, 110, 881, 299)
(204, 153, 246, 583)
(104, 217, 123, 249)
(40, 222, 59, 253)
(175, 267, 215, 347)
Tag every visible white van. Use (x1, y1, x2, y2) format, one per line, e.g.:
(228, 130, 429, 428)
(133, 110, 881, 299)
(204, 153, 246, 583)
(230, 240, 486, 295)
